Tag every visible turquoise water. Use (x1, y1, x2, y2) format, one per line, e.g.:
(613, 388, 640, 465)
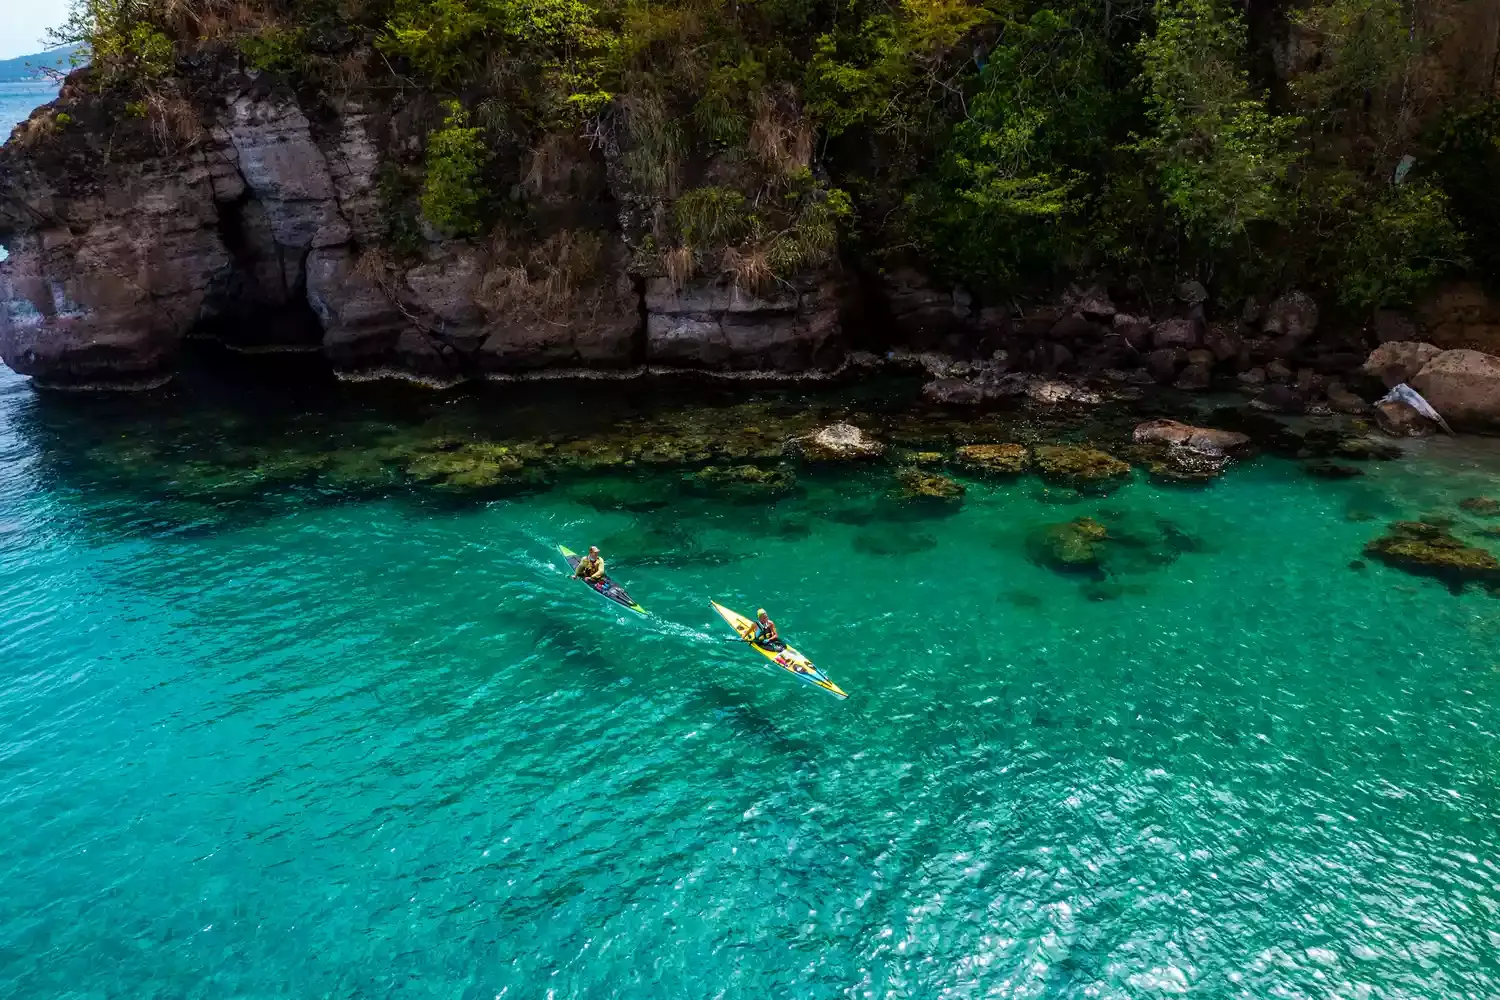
(2, 363, 1500, 998)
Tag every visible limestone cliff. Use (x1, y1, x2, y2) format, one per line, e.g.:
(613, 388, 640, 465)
(0, 69, 842, 387)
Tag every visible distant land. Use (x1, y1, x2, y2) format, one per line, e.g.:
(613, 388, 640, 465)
(0, 45, 85, 83)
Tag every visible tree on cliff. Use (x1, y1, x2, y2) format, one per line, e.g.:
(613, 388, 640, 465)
(33, 0, 1500, 310)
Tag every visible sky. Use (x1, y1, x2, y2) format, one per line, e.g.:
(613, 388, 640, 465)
(0, 1, 71, 61)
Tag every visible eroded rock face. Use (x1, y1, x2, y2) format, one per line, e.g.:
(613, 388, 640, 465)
(0, 76, 848, 386)
(0, 146, 232, 386)
(644, 277, 841, 372)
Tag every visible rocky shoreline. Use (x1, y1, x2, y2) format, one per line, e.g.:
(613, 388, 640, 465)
(6, 68, 1500, 411)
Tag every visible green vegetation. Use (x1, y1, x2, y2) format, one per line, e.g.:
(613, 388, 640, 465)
(421, 102, 489, 236)
(44, 0, 1500, 308)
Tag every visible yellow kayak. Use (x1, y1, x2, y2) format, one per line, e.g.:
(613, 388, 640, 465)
(711, 601, 848, 700)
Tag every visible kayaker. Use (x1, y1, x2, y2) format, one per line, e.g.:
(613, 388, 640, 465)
(751, 609, 785, 652)
(574, 546, 606, 583)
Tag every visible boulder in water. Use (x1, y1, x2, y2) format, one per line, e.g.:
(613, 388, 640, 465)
(1365, 520, 1500, 591)
(1132, 419, 1250, 456)
(955, 443, 1030, 475)
(1034, 445, 1131, 492)
(893, 467, 965, 501)
(796, 422, 885, 461)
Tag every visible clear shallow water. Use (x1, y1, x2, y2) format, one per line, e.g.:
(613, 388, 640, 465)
(1, 365, 1500, 998)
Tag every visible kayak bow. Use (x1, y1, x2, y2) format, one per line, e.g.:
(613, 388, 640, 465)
(560, 545, 647, 615)
(711, 600, 847, 700)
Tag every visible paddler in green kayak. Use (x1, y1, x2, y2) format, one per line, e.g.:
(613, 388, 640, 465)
(573, 545, 606, 583)
(750, 609, 786, 652)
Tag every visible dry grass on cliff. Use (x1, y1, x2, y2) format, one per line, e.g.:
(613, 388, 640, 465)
(481, 230, 605, 318)
(663, 245, 695, 291)
(144, 93, 203, 153)
(749, 89, 813, 180)
(720, 245, 773, 290)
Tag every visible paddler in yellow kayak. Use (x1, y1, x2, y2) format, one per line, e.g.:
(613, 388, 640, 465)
(573, 545, 606, 583)
(750, 609, 786, 652)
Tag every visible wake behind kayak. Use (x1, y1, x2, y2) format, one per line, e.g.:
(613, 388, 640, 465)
(559, 545, 647, 615)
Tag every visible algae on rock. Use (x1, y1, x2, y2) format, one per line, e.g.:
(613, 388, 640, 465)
(893, 467, 966, 501)
(1033, 445, 1131, 492)
(1365, 521, 1500, 592)
(955, 443, 1030, 476)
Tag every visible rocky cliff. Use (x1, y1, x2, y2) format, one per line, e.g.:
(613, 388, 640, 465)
(0, 69, 843, 387)
(0, 65, 1494, 402)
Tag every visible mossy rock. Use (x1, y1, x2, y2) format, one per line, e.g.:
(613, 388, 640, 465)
(1033, 445, 1130, 493)
(893, 467, 966, 501)
(1459, 496, 1500, 517)
(909, 451, 947, 465)
(1028, 517, 1109, 573)
(552, 436, 635, 470)
(1364, 520, 1500, 591)
(694, 464, 796, 496)
(955, 443, 1030, 476)
(403, 440, 535, 490)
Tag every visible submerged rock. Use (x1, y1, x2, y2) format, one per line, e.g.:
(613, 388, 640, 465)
(1459, 497, 1500, 516)
(1028, 517, 1109, 573)
(1331, 436, 1402, 461)
(853, 529, 938, 556)
(1305, 462, 1363, 479)
(796, 422, 885, 461)
(1364, 521, 1500, 591)
(893, 467, 965, 501)
(694, 464, 796, 496)
(405, 441, 532, 489)
(955, 443, 1030, 476)
(1033, 445, 1131, 493)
